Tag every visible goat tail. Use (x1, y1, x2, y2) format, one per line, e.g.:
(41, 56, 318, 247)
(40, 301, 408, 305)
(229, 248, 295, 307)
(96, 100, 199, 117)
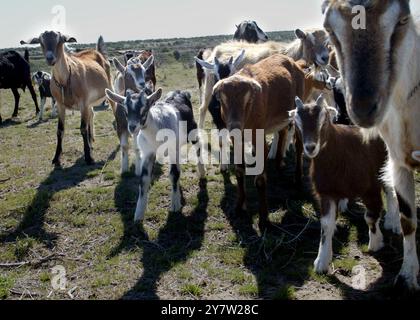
(24, 49, 30, 63)
(97, 36, 108, 58)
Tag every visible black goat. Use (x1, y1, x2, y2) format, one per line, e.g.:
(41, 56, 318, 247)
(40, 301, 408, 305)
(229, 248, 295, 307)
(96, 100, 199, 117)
(0, 50, 39, 123)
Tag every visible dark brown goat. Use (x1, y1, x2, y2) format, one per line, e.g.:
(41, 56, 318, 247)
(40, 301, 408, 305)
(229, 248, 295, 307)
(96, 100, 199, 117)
(290, 95, 400, 274)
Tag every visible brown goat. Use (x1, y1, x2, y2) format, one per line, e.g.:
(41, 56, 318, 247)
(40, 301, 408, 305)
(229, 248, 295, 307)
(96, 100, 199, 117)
(21, 31, 115, 166)
(213, 54, 305, 230)
(272, 61, 330, 186)
(290, 95, 400, 274)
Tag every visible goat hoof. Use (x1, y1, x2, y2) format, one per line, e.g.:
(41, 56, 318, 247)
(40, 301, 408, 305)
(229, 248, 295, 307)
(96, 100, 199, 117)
(85, 157, 95, 166)
(394, 274, 420, 293)
(235, 203, 247, 216)
(52, 158, 61, 166)
(199, 178, 207, 190)
(220, 164, 230, 174)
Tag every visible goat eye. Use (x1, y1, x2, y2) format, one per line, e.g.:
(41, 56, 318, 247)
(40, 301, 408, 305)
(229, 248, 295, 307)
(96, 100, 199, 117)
(398, 15, 410, 26)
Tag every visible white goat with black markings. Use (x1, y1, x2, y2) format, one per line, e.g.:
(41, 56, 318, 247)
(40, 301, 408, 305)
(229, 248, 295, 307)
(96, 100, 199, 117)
(112, 55, 155, 175)
(105, 88, 206, 222)
(32, 71, 57, 120)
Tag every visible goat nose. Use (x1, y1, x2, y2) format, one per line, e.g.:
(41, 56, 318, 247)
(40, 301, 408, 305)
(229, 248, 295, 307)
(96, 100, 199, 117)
(45, 52, 55, 64)
(305, 143, 317, 155)
(129, 125, 137, 133)
(349, 97, 380, 128)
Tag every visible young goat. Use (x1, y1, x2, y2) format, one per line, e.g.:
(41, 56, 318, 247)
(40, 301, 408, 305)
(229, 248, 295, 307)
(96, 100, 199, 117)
(32, 71, 57, 120)
(105, 89, 206, 222)
(0, 50, 39, 123)
(112, 55, 155, 175)
(21, 32, 115, 166)
(213, 54, 305, 230)
(290, 95, 400, 274)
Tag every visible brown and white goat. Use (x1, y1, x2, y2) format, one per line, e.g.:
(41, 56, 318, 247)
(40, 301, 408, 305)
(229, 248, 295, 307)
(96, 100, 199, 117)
(112, 55, 155, 175)
(322, 0, 419, 290)
(290, 95, 400, 274)
(21, 31, 115, 166)
(212, 54, 305, 230)
(271, 61, 332, 182)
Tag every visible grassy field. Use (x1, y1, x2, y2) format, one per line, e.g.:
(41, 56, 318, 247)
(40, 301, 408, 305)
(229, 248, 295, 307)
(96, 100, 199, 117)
(0, 34, 419, 300)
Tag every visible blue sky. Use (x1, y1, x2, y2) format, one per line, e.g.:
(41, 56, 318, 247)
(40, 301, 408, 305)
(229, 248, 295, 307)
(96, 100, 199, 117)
(1, 0, 420, 48)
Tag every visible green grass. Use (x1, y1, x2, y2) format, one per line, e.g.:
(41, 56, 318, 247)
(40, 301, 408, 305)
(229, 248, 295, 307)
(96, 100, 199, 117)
(181, 284, 203, 298)
(0, 35, 419, 301)
(273, 285, 296, 300)
(0, 276, 14, 300)
(238, 284, 259, 297)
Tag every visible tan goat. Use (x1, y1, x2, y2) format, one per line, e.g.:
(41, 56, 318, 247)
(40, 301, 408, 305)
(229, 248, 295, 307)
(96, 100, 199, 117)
(21, 31, 115, 166)
(212, 54, 305, 230)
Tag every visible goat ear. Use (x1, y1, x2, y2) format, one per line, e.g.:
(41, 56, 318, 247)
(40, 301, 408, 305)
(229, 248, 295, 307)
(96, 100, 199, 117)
(295, 29, 307, 40)
(105, 89, 125, 105)
(233, 49, 246, 69)
(195, 57, 215, 71)
(147, 88, 162, 106)
(61, 35, 77, 43)
(322, 0, 331, 14)
(113, 58, 126, 74)
(295, 96, 304, 110)
(20, 37, 40, 45)
(316, 94, 325, 106)
(145, 80, 155, 92)
(326, 107, 339, 121)
(288, 109, 298, 119)
(142, 55, 155, 71)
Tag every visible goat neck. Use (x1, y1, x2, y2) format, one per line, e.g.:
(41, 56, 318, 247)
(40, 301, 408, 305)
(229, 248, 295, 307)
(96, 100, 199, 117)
(52, 43, 71, 87)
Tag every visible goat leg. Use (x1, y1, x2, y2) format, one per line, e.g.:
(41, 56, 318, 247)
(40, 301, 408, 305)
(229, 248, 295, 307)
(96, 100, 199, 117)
(392, 164, 420, 291)
(11, 88, 20, 118)
(363, 192, 385, 252)
(52, 108, 65, 166)
(27, 82, 40, 115)
(80, 118, 94, 165)
(235, 163, 247, 215)
(314, 198, 337, 274)
(256, 141, 269, 231)
(295, 131, 304, 191)
(51, 98, 57, 118)
(170, 164, 183, 213)
(39, 97, 46, 121)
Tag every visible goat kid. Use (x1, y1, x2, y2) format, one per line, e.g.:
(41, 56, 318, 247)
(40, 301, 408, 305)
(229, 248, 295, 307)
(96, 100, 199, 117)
(290, 95, 401, 273)
(106, 89, 206, 222)
(113, 55, 155, 176)
(32, 71, 57, 120)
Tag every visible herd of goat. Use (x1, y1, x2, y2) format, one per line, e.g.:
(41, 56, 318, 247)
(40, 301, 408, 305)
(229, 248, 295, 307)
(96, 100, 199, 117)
(1, 0, 420, 293)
